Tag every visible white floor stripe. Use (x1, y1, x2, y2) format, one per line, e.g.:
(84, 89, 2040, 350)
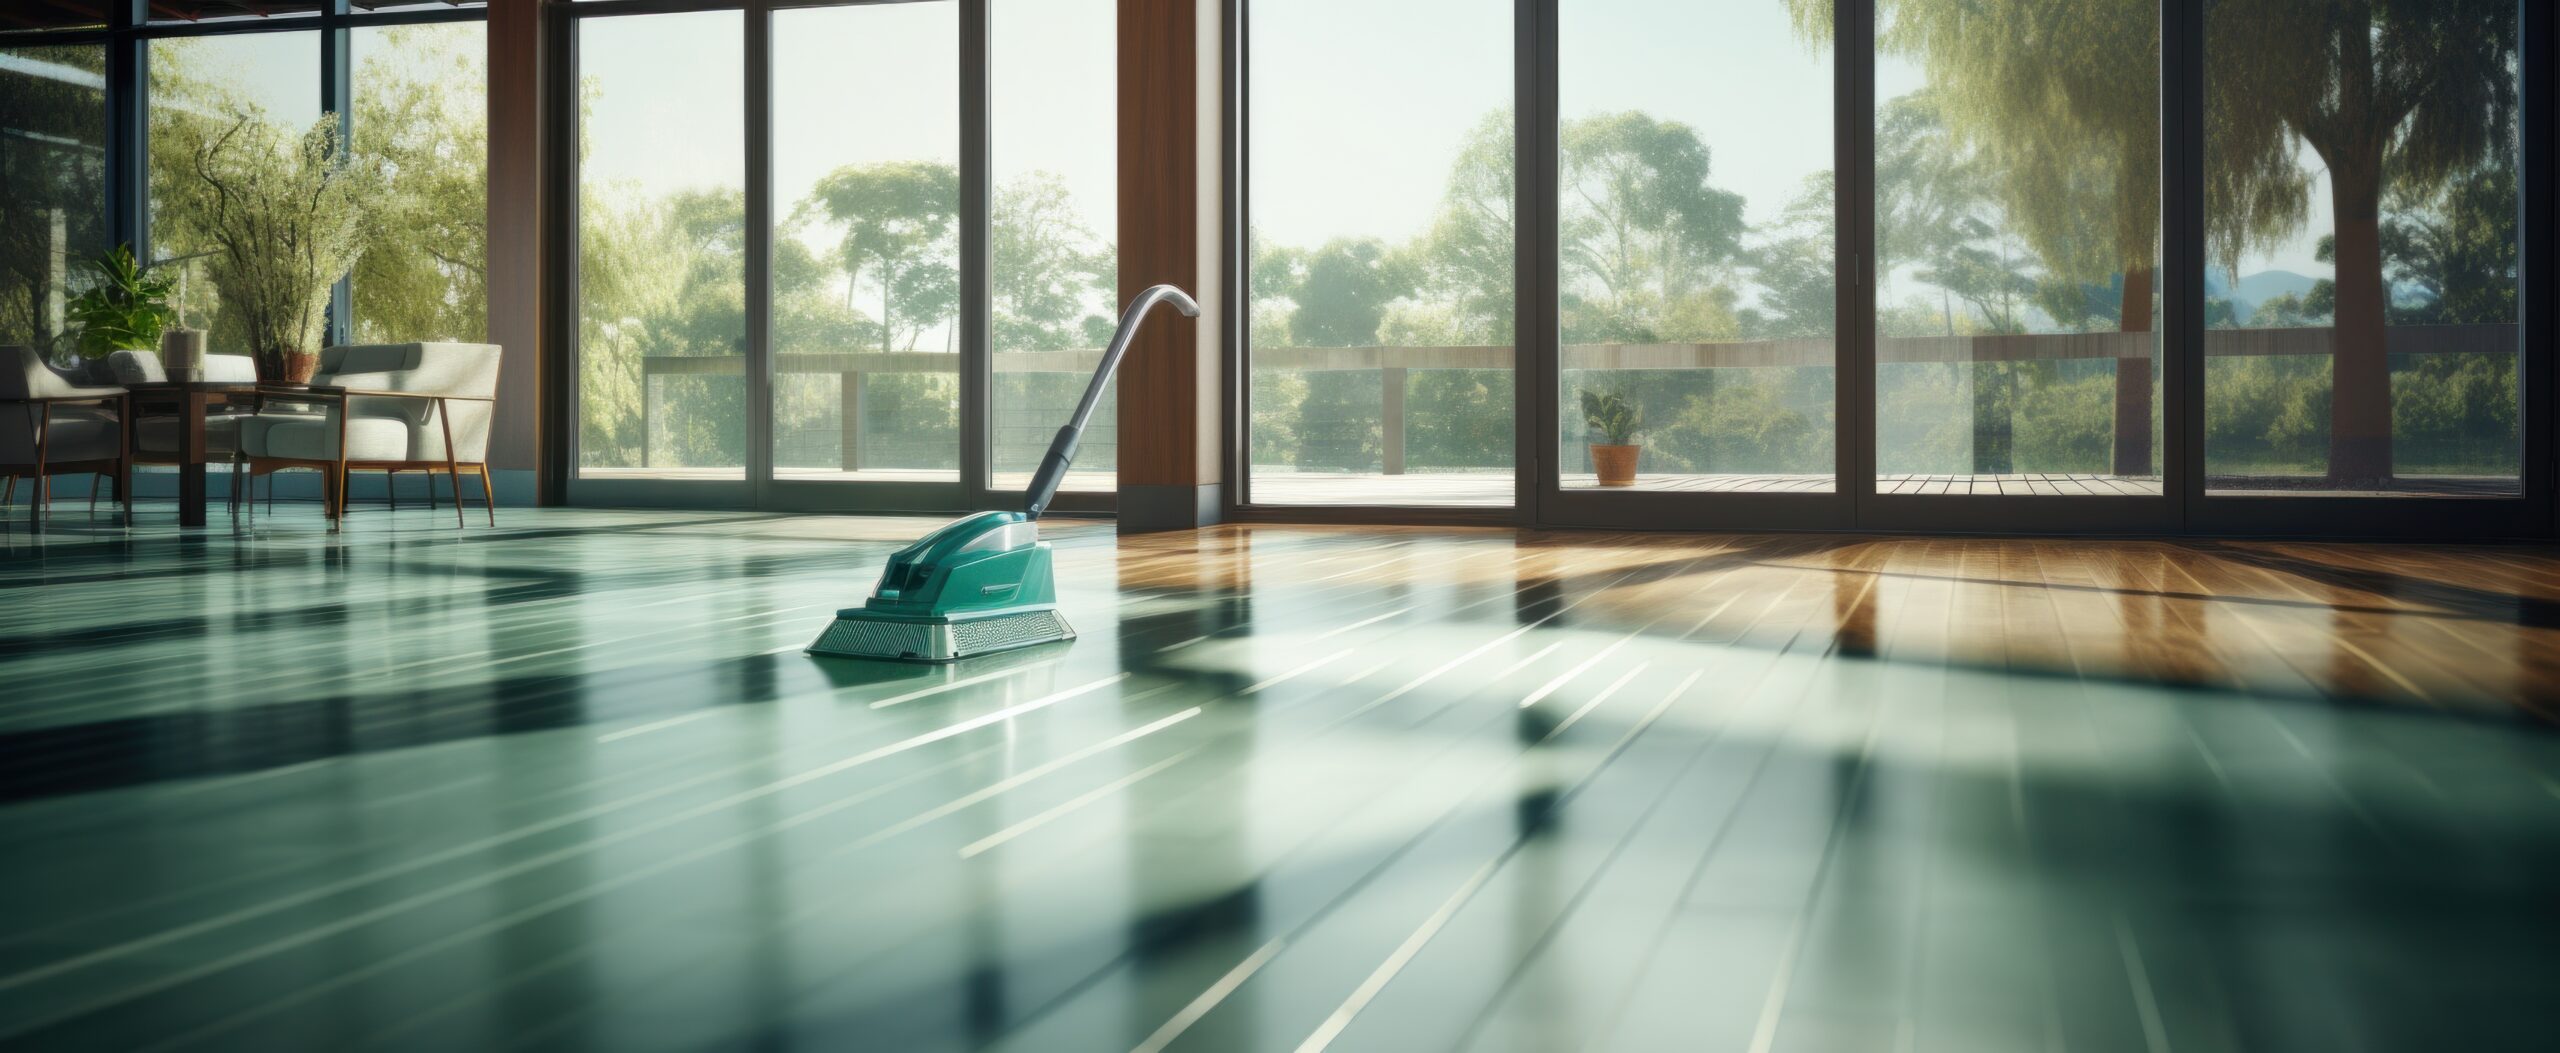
(869, 658, 1068, 710)
(1309, 606, 1413, 643)
(1493, 640, 1566, 679)
(1242, 649, 1354, 696)
(1129, 938, 1290, 1053)
(595, 709, 717, 743)
(1294, 856, 1505, 1053)
(958, 749, 1196, 858)
(1520, 633, 1640, 708)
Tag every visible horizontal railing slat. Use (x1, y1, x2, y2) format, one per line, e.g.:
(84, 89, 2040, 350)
(639, 323, 2518, 375)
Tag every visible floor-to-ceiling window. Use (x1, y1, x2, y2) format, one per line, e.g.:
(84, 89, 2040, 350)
(351, 20, 488, 344)
(2203, 0, 2522, 498)
(564, 0, 1119, 511)
(990, 0, 1117, 495)
(1557, 0, 1836, 496)
(1243, 0, 1516, 509)
(148, 32, 323, 342)
(1235, 0, 2543, 535)
(575, 11, 747, 481)
(0, 41, 107, 355)
(769, 2, 960, 486)
(1871, 0, 2162, 498)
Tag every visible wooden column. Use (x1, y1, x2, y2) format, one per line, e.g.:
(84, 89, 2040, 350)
(1115, 0, 1226, 533)
(486, 0, 548, 494)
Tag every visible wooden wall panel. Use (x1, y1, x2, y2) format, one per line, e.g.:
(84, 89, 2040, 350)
(485, 0, 544, 478)
(1116, 0, 1224, 507)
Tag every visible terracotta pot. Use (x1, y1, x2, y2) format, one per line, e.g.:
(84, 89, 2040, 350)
(1589, 444, 1640, 486)
(257, 350, 319, 386)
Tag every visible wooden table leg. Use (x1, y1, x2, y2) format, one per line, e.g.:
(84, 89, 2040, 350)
(179, 391, 210, 528)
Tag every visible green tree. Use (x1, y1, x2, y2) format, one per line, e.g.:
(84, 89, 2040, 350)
(805, 160, 959, 352)
(1560, 111, 1747, 342)
(1290, 237, 1414, 347)
(2207, 0, 2515, 483)
(1740, 174, 1837, 341)
(2377, 161, 2516, 326)
(990, 172, 1113, 351)
(1411, 111, 1517, 344)
(351, 25, 489, 344)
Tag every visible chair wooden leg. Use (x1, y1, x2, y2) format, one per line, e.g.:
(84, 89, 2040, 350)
(437, 398, 464, 529)
(332, 407, 349, 528)
(34, 403, 50, 525)
(477, 465, 496, 526)
(115, 394, 130, 520)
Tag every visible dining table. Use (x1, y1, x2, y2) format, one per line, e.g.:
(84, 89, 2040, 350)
(122, 380, 272, 528)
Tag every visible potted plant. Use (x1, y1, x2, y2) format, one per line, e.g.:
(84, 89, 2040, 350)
(62, 245, 177, 373)
(1580, 388, 1643, 486)
(156, 112, 382, 385)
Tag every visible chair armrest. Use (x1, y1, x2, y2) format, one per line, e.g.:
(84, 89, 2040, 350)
(299, 385, 492, 403)
(2, 389, 125, 405)
(313, 370, 493, 399)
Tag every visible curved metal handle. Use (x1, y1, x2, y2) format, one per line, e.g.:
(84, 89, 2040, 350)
(1024, 284, 1199, 519)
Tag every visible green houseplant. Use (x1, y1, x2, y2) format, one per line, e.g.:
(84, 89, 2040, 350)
(156, 112, 382, 384)
(63, 245, 176, 361)
(1580, 388, 1643, 486)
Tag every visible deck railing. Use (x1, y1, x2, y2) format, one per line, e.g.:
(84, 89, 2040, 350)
(638, 323, 2518, 473)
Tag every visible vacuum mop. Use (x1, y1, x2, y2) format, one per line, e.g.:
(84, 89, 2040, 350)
(805, 284, 1200, 662)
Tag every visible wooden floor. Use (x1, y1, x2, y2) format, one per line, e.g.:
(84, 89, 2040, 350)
(3, 505, 2557, 1051)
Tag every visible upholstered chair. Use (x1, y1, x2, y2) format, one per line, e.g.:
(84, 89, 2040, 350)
(1, 346, 127, 519)
(237, 342, 503, 527)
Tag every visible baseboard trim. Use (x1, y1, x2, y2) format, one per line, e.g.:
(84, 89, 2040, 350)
(35, 467, 541, 509)
(1117, 483, 1222, 534)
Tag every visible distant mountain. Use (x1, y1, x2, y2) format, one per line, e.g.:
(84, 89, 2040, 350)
(2213, 269, 2321, 324)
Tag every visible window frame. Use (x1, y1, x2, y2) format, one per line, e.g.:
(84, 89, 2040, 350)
(1223, 0, 2553, 539)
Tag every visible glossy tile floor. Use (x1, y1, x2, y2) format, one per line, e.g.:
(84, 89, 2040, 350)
(3, 505, 2557, 1051)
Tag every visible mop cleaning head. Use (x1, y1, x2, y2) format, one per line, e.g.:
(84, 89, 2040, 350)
(807, 511, 1077, 662)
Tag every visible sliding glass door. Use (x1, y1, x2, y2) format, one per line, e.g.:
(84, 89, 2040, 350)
(1540, 0, 1844, 528)
(1443, 0, 2541, 534)
(769, 1, 962, 489)
(573, 11, 747, 489)
(2202, 1, 2522, 500)
(989, 0, 1118, 498)
(1241, 0, 1517, 510)
(1851, 0, 2177, 532)
(566, 0, 1119, 514)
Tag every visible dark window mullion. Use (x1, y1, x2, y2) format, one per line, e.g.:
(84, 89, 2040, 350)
(746, 0, 775, 499)
(2164, 0, 2204, 525)
(1516, 0, 1556, 525)
(1839, 0, 1876, 521)
(960, 0, 992, 505)
(109, 1, 148, 262)
(323, 1, 353, 347)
